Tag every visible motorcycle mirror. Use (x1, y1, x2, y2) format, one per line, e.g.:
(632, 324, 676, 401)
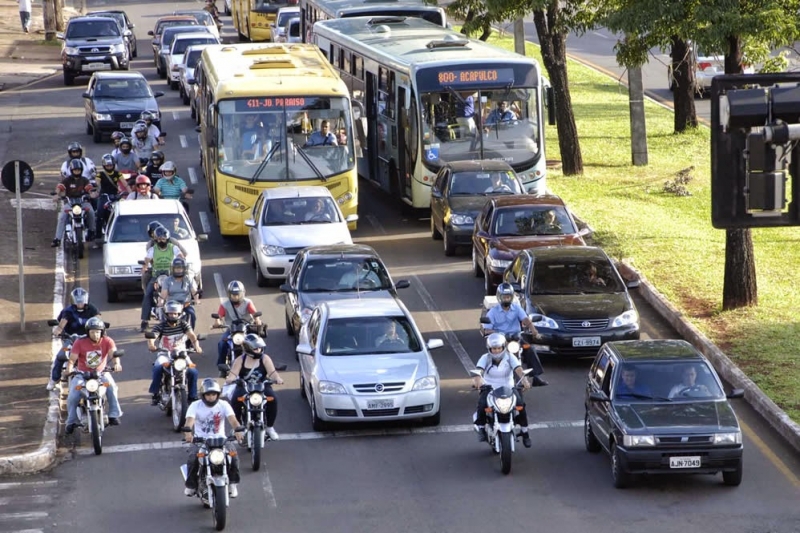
(186, 188, 195, 195)
(217, 363, 230, 372)
(479, 316, 491, 324)
(56, 353, 69, 362)
(138, 260, 145, 265)
(521, 368, 533, 376)
(144, 331, 156, 339)
(196, 334, 206, 341)
(47, 319, 58, 327)
(210, 313, 220, 319)
(469, 369, 482, 377)
(180, 426, 191, 433)
(104, 322, 111, 329)
(114, 349, 125, 357)
(275, 364, 288, 371)
(252, 311, 263, 318)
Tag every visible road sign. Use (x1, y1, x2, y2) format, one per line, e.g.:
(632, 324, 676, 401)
(1, 160, 34, 194)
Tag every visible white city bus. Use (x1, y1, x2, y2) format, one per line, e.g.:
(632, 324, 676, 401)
(312, 16, 552, 209)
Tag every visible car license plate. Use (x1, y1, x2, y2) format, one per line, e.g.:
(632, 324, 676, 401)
(120, 122, 135, 129)
(572, 337, 601, 347)
(669, 456, 701, 469)
(83, 62, 108, 71)
(367, 400, 394, 410)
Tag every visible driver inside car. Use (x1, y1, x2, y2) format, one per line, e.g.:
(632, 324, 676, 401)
(668, 365, 711, 398)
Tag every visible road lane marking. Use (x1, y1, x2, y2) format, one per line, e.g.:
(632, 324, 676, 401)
(365, 214, 386, 235)
(187, 166, 198, 185)
(9, 198, 55, 209)
(0, 481, 57, 490)
(262, 469, 277, 508)
(354, 231, 429, 244)
(213, 272, 226, 304)
(179, 135, 188, 148)
(0, 512, 48, 521)
(74, 420, 583, 454)
(199, 211, 210, 234)
(0, 495, 51, 506)
(172, 111, 180, 121)
(591, 31, 609, 39)
(411, 274, 475, 372)
(740, 420, 800, 489)
(8, 530, 44, 533)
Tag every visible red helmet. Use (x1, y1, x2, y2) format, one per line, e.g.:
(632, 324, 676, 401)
(135, 175, 151, 186)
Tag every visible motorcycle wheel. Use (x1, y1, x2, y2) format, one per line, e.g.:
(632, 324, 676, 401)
(90, 409, 103, 455)
(499, 432, 512, 475)
(251, 426, 263, 471)
(76, 228, 84, 260)
(172, 389, 189, 432)
(212, 485, 227, 531)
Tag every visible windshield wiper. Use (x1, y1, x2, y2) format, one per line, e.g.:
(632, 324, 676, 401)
(250, 141, 281, 185)
(294, 144, 325, 181)
(616, 392, 655, 400)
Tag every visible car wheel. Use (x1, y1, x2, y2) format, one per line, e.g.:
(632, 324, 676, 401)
(472, 247, 483, 278)
(610, 441, 631, 489)
(85, 121, 92, 135)
(170, 80, 179, 90)
(190, 103, 197, 120)
(443, 228, 456, 257)
(310, 392, 327, 432)
(158, 60, 166, 79)
(584, 412, 601, 453)
(484, 262, 496, 295)
(93, 125, 102, 144)
(299, 374, 307, 399)
(182, 90, 190, 106)
(132, 44, 138, 58)
(106, 282, 119, 303)
(284, 312, 294, 336)
(255, 256, 268, 288)
(722, 459, 743, 486)
(430, 216, 441, 240)
(63, 70, 74, 86)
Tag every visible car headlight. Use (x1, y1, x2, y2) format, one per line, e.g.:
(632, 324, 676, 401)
(93, 112, 113, 122)
(531, 314, 559, 330)
(300, 308, 313, 324)
(412, 376, 437, 391)
(611, 309, 639, 328)
(249, 392, 264, 406)
(713, 431, 742, 445)
(262, 244, 285, 256)
(487, 256, 511, 269)
(71, 204, 83, 216)
(337, 191, 353, 205)
(85, 379, 100, 393)
(318, 380, 346, 394)
(231, 332, 245, 346)
(172, 358, 187, 372)
(110, 266, 133, 275)
(450, 213, 474, 226)
(111, 43, 127, 54)
(64, 46, 79, 55)
(493, 395, 514, 414)
(208, 448, 225, 465)
(623, 434, 655, 447)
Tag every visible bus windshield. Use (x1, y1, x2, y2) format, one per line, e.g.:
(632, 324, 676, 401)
(420, 88, 541, 171)
(217, 96, 354, 182)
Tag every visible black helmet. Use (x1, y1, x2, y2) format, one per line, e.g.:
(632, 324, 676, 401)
(150, 150, 165, 166)
(171, 257, 186, 278)
(201, 378, 221, 406)
(71, 287, 89, 306)
(496, 282, 515, 308)
(85, 316, 105, 335)
(227, 280, 245, 303)
(119, 137, 132, 153)
(242, 333, 265, 358)
(67, 141, 83, 158)
(68, 158, 84, 176)
(101, 153, 116, 170)
(147, 220, 164, 237)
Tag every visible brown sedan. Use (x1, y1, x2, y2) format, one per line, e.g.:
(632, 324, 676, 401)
(471, 194, 590, 294)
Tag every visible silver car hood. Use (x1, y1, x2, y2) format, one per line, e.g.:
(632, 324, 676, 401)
(318, 352, 428, 386)
(260, 223, 352, 248)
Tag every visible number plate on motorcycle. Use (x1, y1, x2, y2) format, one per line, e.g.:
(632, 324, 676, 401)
(367, 400, 394, 409)
(120, 122, 135, 129)
(669, 456, 701, 468)
(572, 336, 601, 347)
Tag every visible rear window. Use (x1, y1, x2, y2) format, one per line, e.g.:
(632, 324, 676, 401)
(110, 214, 192, 243)
(156, 19, 198, 35)
(289, 20, 300, 37)
(173, 37, 216, 55)
(66, 19, 121, 38)
(186, 49, 204, 68)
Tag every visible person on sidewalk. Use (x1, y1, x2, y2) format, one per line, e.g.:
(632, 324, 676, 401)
(19, 0, 31, 33)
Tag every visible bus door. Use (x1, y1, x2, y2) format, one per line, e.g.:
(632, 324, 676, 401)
(203, 101, 219, 210)
(365, 71, 379, 185)
(397, 86, 411, 200)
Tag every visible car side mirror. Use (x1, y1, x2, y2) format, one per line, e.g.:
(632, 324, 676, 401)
(56, 32, 65, 40)
(153, 91, 165, 98)
(129, 23, 135, 29)
(589, 391, 610, 402)
(479, 316, 491, 324)
(394, 279, 410, 290)
(579, 227, 593, 238)
(144, 331, 156, 339)
(279, 283, 295, 293)
(244, 219, 257, 228)
(431, 188, 441, 198)
(196, 233, 208, 242)
(727, 388, 745, 399)
(81, 92, 91, 98)
(626, 279, 640, 289)
(124, 30, 132, 37)
(426, 339, 444, 350)
(345, 214, 359, 223)
(147, 30, 154, 36)
(296, 343, 312, 355)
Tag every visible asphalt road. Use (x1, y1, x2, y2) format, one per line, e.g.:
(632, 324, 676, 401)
(2, 2, 800, 532)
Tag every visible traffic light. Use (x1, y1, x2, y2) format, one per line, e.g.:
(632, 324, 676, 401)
(711, 74, 800, 228)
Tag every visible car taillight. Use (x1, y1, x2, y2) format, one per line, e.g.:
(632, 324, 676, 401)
(697, 62, 713, 71)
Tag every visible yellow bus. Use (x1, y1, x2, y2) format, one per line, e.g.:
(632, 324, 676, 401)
(233, 0, 298, 42)
(195, 43, 358, 235)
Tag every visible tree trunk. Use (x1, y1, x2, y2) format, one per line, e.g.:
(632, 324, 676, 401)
(461, 10, 474, 36)
(670, 35, 697, 132)
(43, 0, 56, 41)
(722, 34, 757, 310)
(533, 5, 583, 175)
(478, 25, 491, 42)
(54, 0, 65, 32)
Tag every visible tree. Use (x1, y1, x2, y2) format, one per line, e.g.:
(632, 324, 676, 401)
(445, 0, 496, 41)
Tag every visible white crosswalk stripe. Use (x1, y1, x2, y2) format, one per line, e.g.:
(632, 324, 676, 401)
(0, 479, 59, 532)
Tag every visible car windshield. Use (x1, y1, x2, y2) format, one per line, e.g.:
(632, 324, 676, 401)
(321, 316, 420, 355)
(300, 257, 392, 292)
(162, 27, 205, 47)
(261, 197, 340, 226)
(89, 12, 125, 28)
(66, 20, 120, 38)
(93, 78, 153, 99)
(492, 206, 576, 237)
(109, 214, 192, 243)
(156, 19, 198, 36)
(173, 37, 216, 55)
(530, 258, 625, 295)
(612, 361, 725, 401)
(276, 10, 299, 27)
(449, 170, 522, 196)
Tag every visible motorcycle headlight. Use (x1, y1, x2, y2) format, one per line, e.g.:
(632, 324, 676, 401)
(71, 204, 83, 216)
(506, 341, 520, 354)
(493, 395, 514, 414)
(531, 314, 559, 330)
(249, 392, 264, 406)
(262, 244, 285, 256)
(412, 376, 437, 390)
(611, 309, 640, 328)
(208, 448, 225, 465)
(172, 358, 187, 372)
(85, 379, 100, 393)
(231, 332, 245, 346)
(450, 213, 474, 226)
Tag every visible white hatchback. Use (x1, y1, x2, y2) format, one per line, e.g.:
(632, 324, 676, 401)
(168, 32, 219, 89)
(246, 186, 358, 287)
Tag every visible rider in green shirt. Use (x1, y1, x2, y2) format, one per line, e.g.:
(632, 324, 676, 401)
(140, 226, 183, 331)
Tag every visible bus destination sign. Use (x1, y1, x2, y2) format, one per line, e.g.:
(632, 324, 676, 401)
(436, 67, 514, 87)
(237, 97, 308, 111)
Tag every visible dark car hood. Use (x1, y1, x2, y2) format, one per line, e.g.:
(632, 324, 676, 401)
(447, 196, 490, 216)
(533, 293, 629, 319)
(614, 401, 739, 432)
(491, 235, 584, 257)
(93, 98, 157, 114)
(299, 289, 394, 308)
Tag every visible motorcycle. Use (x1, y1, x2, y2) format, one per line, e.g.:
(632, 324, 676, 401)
(69, 348, 125, 456)
(53, 193, 90, 260)
(218, 362, 286, 471)
(47, 319, 81, 402)
(470, 367, 533, 475)
(479, 313, 542, 370)
(211, 311, 268, 366)
(180, 431, 243, 531)
(145, 331, 195, 431)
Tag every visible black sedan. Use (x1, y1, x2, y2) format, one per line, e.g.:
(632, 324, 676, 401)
(502, 245, 640, 357)
(430, 160, 525, 256)
(87, 10, 137, 58)
(279, 244, 410, 340)
(584, 339, 745, 488)
(82, 71, 163, 143)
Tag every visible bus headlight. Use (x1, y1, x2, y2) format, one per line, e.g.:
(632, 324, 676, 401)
(337, 192, 353, 205)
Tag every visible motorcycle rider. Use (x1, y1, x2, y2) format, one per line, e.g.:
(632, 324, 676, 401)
(214, 280, 264, 373)
(146, 300, 202, 405)
(182, 378, 243, 498)
(132, 123, 158, 166)
(143, 150, 165, 189)
(140, 111, 166, 145)
(483, 283, 548, 387)
(142, 221, 188, 291)
(51, 159, 97, 248)
(94, 154, 130, 243)
(112, 137, 140, 178)
(65, 317, 122, 434)
(203, 0, 222, 28)
(47, 287, 100, 390)
(153, 161, 191, 211)
(110, 131, 125, 151)
(471, 333, 532, 448)
(60, 142, 96, 180)
(159, 257, 200, 330)
(125, 175, 159, 200)
(224, 334, 283, 440)
(140, 227, 184, 331)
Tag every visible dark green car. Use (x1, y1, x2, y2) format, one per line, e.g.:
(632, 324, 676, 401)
(584, 339, 745, 488)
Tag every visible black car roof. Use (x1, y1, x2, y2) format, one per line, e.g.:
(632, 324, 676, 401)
(606, 339, 705, 362)
(302, 244, 379, 258)
(526, 245, 609, 261)
(444, 160, 515, 173)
